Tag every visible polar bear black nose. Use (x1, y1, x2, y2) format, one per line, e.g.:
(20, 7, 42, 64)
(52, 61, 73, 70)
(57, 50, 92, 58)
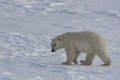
(52, 50, 55, 52)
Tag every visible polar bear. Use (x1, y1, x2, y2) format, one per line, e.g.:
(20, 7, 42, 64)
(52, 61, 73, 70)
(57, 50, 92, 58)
(51, 31, 111, 66)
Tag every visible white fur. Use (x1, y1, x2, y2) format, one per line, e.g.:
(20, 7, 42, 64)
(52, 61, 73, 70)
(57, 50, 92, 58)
(51, 31, 111, 66)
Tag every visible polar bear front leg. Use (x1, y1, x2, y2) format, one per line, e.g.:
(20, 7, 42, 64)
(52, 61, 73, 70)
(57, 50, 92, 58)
(73, 51, 80, 64)
(62, 49, 76, 65)
(73, 54, 78, 64)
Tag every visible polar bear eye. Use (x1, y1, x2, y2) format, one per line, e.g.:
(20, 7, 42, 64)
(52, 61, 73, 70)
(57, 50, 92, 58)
(58, 38, 60, 41)
(54, 44, 56, 46)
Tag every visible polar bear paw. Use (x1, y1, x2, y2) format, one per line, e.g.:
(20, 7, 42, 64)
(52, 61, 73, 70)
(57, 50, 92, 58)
(73, 60, 78, 64)
(80, 60, 91, 65)
(101, 61, 111, 66)
(62, 62, 72, 65)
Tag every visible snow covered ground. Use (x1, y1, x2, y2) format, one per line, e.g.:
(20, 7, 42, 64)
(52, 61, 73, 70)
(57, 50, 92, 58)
(0, 0, 120, 80)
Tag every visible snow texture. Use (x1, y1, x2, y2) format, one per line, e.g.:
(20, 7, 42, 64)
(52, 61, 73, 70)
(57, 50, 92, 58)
(0, 0, 120, 80)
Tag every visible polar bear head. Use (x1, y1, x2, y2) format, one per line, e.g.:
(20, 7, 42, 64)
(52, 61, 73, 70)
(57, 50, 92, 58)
(51, 35, 64, 52)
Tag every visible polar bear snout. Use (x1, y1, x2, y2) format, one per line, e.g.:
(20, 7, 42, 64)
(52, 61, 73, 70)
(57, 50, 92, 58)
(51, 46, 56, 52)
(51, 49, 55, 52)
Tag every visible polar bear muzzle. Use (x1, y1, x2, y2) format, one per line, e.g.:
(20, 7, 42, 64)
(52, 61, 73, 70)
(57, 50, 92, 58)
(51, 49, 55, 52)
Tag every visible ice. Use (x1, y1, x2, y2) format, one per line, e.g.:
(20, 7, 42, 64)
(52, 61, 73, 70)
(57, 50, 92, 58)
(49, 2, 67, 7)
(0, 0, 120, 80)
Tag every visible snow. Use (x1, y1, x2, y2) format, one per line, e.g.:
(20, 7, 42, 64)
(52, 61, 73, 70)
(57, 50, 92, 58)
(0, 0, 120, 80)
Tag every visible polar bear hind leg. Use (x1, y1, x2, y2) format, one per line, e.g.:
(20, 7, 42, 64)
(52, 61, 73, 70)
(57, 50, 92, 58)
(97, 50, 111, 66)
(81, 53, 96, 65)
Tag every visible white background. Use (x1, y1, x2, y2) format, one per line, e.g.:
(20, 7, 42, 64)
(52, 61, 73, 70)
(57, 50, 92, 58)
(0, 0, 120, 80)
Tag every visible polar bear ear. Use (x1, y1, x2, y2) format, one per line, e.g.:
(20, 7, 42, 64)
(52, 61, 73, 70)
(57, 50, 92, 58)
(58, 36, 63, 41)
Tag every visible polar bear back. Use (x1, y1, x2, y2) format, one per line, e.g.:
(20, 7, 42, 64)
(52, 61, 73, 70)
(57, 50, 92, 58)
(62, 31, 108, 53)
